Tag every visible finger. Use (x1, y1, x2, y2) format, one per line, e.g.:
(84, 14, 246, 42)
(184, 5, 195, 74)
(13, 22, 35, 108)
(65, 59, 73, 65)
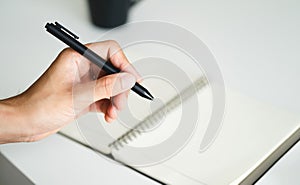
(105, 115, 114, 123)
(105, 104, 118, 123)
(89, 99, 117, 123)
(73, 81, 97, 114)
(73, 72, 135, 114)
(47, 48, 89, 86)
(111, 91, 129, 111)
(94, 72, 136, 101)
(86, 41, 142, 80)
(89, 99, 111, 113)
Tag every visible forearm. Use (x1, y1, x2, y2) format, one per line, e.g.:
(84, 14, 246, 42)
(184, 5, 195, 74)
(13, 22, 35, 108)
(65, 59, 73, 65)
(0, 97, 27, 143)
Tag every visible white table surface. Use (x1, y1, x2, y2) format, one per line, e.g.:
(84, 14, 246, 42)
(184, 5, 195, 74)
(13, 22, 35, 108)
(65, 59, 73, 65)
(0, 134, 159, 185)
(0, 0, 299, 184)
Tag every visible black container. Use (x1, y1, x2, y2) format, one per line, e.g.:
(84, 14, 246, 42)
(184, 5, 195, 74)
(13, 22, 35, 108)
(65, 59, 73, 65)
(88, 0, 134, 28)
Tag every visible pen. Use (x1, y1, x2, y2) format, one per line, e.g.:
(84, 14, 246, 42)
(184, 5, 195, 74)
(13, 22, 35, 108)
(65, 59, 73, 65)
(45, 22, 153, 100)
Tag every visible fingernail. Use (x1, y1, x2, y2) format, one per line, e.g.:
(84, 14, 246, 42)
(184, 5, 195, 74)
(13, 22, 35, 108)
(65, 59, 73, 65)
(120, 73, 136, 90)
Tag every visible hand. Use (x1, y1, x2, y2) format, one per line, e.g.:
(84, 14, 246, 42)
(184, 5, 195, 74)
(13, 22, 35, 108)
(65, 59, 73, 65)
(0, 40, 140, 143)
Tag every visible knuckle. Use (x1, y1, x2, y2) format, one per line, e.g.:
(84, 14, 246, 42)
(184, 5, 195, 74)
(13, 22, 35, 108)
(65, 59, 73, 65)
(60, 48, 73, 56)
(107, 40, 122, 53)
(107, 40, 119, 47)
(101, 77, 114, 97)
(59, 48, 80, 59)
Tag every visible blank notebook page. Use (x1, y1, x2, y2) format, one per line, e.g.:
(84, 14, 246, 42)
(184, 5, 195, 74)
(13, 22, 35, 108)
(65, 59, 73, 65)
(112, 87, 300, 185)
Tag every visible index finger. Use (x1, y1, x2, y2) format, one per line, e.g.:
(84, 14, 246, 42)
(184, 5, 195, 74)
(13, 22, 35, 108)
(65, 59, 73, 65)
(85, 40, 142, 81)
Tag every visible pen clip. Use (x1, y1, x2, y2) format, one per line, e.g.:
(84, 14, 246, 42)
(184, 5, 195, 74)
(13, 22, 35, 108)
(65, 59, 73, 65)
(54, 22, 79, 39)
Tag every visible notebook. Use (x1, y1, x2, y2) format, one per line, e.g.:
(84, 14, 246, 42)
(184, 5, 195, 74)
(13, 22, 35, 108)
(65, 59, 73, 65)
(60, 42, 299, 185)
(60, 75, 299, 184)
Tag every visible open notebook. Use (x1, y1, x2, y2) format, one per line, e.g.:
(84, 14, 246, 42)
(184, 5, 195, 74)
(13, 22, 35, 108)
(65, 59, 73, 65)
(60, 75, 299, 185)
(60, 35, 299, 185)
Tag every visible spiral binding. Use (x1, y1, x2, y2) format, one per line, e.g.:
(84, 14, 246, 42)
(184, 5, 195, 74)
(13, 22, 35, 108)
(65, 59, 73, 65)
(108, 76, 208, 150)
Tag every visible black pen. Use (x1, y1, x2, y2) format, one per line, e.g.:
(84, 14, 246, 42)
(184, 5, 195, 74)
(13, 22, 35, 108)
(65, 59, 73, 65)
(45, 22, 153, 100)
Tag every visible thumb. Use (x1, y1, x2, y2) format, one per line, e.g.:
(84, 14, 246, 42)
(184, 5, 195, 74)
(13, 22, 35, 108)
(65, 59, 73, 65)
(95, 72, 136, 100)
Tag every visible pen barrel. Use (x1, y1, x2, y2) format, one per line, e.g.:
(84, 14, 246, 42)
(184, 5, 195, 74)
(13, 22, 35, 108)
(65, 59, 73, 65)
(45, 23, 87, 54)
(84, 49, 120, 74)
(46, 23, 120, 73)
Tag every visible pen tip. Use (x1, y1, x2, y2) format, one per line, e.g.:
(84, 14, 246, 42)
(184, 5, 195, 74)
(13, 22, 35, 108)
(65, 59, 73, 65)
(144, 90, 154, 101)
(149, 94, 154, 101)
(147, 90, 154, 101)
(132, 83, 154, 101)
